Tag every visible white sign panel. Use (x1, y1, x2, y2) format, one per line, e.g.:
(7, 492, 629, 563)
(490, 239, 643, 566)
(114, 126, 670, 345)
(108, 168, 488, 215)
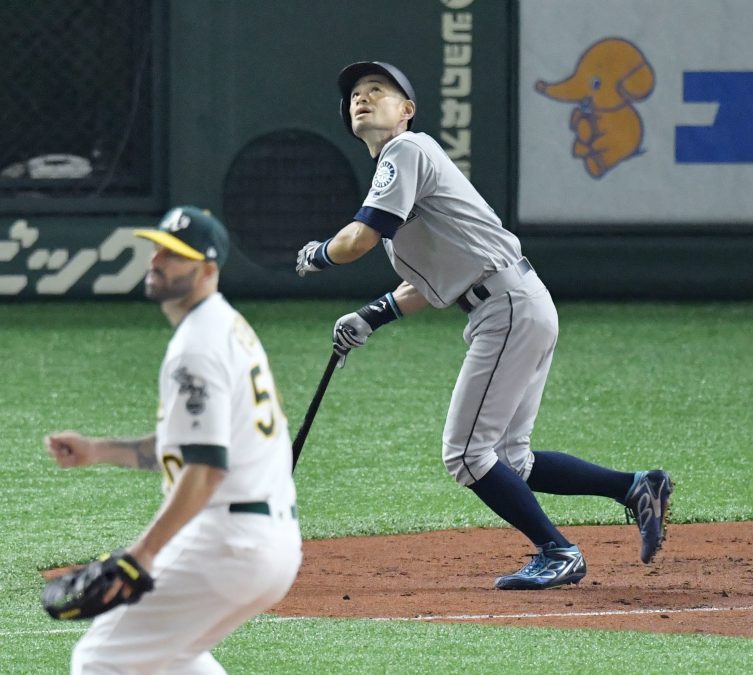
(518, 0, 753, 224)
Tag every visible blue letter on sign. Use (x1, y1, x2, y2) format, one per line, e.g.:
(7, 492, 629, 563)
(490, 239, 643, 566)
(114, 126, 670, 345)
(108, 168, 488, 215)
(676, 72, 753, 163)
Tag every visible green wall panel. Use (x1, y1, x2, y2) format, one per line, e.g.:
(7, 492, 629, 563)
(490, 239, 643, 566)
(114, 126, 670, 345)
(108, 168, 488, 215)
(166, 0, 511, 299)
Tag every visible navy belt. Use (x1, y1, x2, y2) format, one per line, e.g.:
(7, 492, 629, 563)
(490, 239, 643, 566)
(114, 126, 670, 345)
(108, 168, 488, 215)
(229, 501, 298, 519)
(456, 258, 533, 314)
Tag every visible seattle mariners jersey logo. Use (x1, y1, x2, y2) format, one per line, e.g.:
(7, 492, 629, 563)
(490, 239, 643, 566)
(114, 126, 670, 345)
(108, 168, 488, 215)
(372, 160, 397, 189)
(172, 366, 208, 415)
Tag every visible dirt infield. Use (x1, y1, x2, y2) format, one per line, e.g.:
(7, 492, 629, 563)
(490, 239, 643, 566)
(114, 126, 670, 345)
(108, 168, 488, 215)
(272, 522, 753, 638)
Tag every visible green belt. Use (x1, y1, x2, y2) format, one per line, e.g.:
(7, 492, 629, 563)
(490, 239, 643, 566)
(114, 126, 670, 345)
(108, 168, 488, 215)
(228, 502, 298, 519)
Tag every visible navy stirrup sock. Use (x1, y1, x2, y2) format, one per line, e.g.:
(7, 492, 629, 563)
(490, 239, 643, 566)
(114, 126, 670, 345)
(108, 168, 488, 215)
(528, 450, 635, 503)
(469, 461, 570, 548)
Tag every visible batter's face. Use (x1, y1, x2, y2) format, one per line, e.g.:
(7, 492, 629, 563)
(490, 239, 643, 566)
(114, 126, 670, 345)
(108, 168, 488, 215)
(144, 245, 203, 302)
(349, 74, 414, 138)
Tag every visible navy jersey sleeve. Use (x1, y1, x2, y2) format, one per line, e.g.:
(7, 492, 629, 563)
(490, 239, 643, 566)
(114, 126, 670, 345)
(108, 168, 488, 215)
(353, 206, 403, 239)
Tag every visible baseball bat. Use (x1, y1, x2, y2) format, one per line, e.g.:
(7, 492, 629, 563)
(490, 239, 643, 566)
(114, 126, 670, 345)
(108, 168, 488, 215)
(292, 351, 339, 471)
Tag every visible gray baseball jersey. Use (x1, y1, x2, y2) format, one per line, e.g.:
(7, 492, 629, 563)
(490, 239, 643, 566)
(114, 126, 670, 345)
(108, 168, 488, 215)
(354, 130, 556, 489)
(360, 131, 522, 308)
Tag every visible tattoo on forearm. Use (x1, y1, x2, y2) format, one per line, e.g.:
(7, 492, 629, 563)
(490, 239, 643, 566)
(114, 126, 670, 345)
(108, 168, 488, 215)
(111, 436, 158, 470)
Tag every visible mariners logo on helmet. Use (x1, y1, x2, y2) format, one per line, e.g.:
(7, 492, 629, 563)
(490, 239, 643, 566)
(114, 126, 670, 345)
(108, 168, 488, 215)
(373, 160, 397, 189)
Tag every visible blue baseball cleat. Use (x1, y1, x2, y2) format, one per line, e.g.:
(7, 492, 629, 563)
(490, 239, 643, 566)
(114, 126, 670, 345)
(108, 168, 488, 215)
(495, 542, 586, 590)
(624, 469, 674, 564)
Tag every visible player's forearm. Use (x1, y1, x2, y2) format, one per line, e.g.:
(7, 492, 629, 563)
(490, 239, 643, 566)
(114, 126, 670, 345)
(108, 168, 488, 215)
(391, 281, 430, 316)
(95, 435, 159, 470)
(133, 463, 226, 560)
(326, 221, 381, 263)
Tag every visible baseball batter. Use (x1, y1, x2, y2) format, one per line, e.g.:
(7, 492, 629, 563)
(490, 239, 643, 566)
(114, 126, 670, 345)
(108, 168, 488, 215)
(46, 206, 301, 673)
(296, 61, 672, 590)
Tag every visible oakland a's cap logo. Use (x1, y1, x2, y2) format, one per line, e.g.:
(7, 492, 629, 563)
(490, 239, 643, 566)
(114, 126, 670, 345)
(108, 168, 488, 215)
(373, 160, 397, 189)
(161, 209, 191, 233)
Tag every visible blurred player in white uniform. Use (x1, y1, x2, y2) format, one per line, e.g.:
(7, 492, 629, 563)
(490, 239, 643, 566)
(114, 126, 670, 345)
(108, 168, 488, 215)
(296, 62, 672, 590)
(46, 206, 301, 673)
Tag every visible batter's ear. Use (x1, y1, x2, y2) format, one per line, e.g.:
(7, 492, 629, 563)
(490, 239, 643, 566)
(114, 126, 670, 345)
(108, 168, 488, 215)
(402, 100, 416, 123)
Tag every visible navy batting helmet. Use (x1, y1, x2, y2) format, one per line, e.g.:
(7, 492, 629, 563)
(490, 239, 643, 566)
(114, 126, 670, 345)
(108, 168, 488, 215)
(338, 61, 416, 137)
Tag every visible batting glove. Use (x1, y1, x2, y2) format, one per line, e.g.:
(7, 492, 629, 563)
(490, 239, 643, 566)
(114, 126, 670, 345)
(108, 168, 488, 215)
(332, 293, 403, 368)
(296, 239, 336, 277)
(333, 313, 372, 368)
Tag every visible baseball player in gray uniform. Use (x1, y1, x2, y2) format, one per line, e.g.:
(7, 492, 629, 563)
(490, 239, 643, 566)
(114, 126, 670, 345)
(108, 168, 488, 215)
(296, 61, 673, 590)
(46, 206, 302, 672)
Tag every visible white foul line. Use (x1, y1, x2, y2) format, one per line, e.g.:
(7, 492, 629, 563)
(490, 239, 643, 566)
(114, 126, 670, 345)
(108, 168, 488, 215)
(266, 604, 753, 623)
(376, 604, 753, 622)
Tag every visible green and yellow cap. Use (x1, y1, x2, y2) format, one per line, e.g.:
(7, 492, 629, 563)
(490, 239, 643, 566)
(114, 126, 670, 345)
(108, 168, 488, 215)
(134, 206, 230, 268)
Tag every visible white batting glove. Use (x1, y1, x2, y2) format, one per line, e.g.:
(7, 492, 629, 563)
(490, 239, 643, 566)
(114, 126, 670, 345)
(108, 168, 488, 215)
(332, 312, 373, 368)
(296, 240, 334, 277)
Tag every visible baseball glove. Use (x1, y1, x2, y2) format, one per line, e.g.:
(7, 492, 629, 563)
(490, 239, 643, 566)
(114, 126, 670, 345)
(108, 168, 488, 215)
(42, 549, 154, 620)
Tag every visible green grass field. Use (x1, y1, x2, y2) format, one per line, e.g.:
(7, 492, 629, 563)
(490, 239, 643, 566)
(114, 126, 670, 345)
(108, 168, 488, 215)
(2, 300, 752, 673)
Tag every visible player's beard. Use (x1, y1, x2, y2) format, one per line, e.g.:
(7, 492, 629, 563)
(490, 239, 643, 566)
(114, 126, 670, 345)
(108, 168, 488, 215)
(144, 267, 199, 302)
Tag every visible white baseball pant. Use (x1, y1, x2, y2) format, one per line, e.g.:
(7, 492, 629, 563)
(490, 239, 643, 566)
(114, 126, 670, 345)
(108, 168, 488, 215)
(71, 505, 301, 674)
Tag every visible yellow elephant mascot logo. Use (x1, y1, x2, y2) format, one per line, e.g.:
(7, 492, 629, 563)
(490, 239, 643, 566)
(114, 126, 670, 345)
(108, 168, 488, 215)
(536, 37, 655, 178)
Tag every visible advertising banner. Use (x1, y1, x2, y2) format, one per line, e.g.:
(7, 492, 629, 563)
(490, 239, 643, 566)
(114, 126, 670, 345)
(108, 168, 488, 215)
(518, 0, 753, 225)
(0, 217, 153, 298)
(0, 216, 398, 300)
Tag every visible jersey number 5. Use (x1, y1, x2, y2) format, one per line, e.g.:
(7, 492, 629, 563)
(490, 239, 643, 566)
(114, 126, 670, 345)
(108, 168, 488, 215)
(250, 365, 275, 437)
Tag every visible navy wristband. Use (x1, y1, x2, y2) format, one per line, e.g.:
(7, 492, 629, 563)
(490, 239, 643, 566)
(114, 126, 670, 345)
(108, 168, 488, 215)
(357, 292, 403, 330)
(312, 238, 337, 269)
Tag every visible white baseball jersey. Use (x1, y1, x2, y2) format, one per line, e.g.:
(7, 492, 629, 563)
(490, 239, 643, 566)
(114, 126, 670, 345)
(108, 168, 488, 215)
(361, 131, 522, 308)
(72, 292, 302, 673)
(156, 292, 296, 509)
